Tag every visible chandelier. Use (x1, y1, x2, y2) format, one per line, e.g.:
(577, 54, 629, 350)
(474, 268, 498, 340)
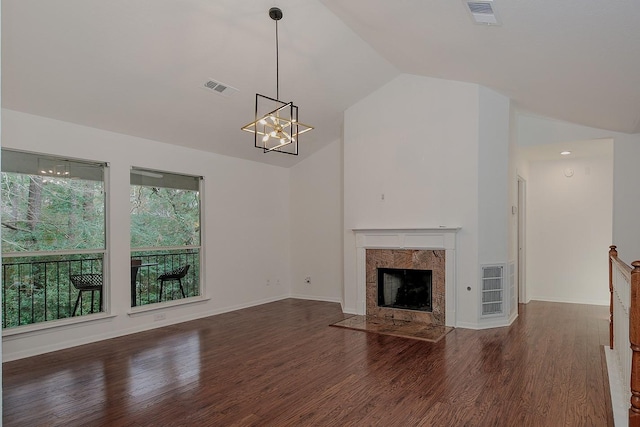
(241, 7, 313, 155)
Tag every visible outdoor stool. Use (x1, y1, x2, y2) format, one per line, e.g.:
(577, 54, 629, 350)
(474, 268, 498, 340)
(157, 265, 190, 302)
(69, 273, 103, 316)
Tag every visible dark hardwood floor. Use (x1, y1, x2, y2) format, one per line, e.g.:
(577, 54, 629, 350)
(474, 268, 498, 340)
(3, 299, 613, 426)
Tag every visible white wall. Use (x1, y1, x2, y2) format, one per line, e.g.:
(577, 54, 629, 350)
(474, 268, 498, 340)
(526, 145, 613, 305)
(2, 109, 292, 361)
(289, 138, 343, 303)
(478, 86, 510, 265)
(613, 135, 640, 262)
(343, 74, 514, 327)
(517, 114, 640, 265)
(477, 87, 512, 325)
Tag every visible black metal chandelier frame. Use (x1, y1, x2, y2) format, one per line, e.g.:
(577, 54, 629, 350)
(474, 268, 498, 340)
(241, 7, 313, 155)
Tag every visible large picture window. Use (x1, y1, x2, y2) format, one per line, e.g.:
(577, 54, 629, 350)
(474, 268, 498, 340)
(1, 150, 107, 328)
(130, 167, 201, 307)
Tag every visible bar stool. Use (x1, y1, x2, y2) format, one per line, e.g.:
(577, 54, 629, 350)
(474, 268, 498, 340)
(69, 273, 103, 316)
(157, 265, 190, 302)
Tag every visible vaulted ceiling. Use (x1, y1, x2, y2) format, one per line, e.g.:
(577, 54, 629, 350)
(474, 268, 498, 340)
(3, 1, 639, 167)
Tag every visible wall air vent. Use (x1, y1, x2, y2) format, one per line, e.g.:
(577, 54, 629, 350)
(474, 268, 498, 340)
(481, 264, 505, 316)
(465, 1, 501, 26)
(202, 79, 239, 98)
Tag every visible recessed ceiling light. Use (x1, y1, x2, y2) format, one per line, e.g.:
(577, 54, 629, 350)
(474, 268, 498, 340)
(560, 151, 571, 156)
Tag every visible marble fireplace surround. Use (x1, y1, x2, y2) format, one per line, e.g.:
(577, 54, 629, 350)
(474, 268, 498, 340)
(367, 249, 445, 325)
(354, 228, 459, 327)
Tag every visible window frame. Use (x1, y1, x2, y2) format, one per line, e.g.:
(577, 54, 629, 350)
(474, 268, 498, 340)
(1, 149, 110, 332)
(129, 166, 203, 309)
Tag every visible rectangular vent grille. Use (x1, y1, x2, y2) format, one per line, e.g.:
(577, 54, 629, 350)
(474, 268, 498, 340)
(481, 264, 504, 316)
(468, 2, 493, 14)
(465, 1, 500, 25)
(202, 79, 239, 98)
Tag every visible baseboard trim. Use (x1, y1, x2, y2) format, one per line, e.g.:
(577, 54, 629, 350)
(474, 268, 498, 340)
(289, 293, 343, 304)
(529, 296, 609, 306)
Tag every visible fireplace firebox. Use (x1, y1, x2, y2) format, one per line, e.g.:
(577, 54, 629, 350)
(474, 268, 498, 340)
(377, 268, 432, 312)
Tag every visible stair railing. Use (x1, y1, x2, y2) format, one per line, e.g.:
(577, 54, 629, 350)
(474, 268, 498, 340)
(609, 245, 640, 425)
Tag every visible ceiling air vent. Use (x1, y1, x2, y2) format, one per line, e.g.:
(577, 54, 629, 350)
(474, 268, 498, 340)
(465, 0, 501, 25)
(202, 79, 239, 98)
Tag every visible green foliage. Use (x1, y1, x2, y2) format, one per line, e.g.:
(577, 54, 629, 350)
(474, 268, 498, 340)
(1, 170, 201, 328)
(130, 186, 200, 248)
(131, 249, 200, 306)
(1, 254, 104, 328)
(1, 173, 105, 252)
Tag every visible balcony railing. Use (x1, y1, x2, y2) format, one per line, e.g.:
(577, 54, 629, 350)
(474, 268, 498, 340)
(2, 254, 103, 328)
(131, 249, 200, 307)
(2, 249, 200, 329)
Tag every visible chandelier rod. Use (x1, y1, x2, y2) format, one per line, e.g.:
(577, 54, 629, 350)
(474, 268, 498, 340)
(275, 15, 279, 100)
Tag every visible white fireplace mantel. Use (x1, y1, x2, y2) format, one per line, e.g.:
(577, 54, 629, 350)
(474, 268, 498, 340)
(353, 228, 460, 327)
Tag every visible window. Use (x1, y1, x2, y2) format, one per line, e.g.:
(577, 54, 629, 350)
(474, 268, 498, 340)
(1, 150, 107, 328)
(130, 167, 201, 307)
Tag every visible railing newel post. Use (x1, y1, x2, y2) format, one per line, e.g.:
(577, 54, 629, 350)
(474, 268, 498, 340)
(610, 245, 617, 349)
(630, 260, 640, 426)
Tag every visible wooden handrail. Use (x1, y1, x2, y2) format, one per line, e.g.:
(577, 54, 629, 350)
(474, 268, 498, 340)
(608, 245, 640, 426)
(610, 245, 633, 350)
(611, 251, 633, 283)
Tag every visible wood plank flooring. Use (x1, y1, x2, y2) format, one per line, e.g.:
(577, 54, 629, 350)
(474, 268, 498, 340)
(2, 299, 613, 426)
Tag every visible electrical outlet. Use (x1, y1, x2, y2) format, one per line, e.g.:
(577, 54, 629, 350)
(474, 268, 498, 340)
(266, 279, 271, 286)
(305, 276, 311, 284)
(153, 313, 166, 321)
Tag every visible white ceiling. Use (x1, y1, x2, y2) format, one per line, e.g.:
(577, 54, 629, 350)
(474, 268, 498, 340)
(3, 1, 640, 168)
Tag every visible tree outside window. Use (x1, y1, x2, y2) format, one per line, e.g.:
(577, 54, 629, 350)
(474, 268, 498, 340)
(1, 150, 106, 328)
(130, 168, 201, 307)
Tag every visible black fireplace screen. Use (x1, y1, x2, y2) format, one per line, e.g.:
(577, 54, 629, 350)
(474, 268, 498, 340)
(377, 268, 432, 312)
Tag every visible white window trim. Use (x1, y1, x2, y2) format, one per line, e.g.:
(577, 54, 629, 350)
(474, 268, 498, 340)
(1, 157, 110, 331)
(129, 173, 204, 306)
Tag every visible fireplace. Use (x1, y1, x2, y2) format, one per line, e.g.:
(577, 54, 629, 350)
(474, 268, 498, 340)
(353, 228, 459, 327)
(377, 268, 432, 312)
(366, 248, 444, 325)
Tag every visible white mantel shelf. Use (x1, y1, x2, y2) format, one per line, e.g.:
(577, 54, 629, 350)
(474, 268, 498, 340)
(353, 228, 460, 251)
(352, 227, 460, 327)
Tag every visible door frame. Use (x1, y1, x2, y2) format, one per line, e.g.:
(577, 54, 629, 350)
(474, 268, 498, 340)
(517, 176, 527, 305)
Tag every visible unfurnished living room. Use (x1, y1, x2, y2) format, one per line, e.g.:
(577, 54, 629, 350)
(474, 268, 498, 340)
(2, 1, 640, 426)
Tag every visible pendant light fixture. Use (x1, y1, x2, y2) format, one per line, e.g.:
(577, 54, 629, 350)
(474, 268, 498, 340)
(241, 7, 313, 155)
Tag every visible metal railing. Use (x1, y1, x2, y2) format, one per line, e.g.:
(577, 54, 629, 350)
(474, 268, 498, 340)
(131, 249, 200, 307)
(2, 249, 200, 328)
(2, 254, 104, 328)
